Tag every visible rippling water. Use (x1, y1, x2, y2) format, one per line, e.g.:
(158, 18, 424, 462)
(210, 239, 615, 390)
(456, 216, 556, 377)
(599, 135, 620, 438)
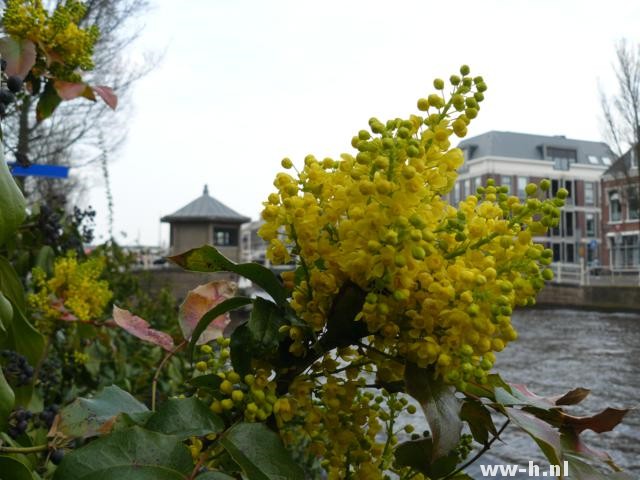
(462, 308, 640, 477)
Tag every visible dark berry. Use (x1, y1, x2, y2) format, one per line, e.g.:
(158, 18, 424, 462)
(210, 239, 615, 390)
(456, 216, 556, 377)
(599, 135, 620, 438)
(0, 88, 15, 105)
(50, 449, 65, 465)
(6, 75, 23, 93)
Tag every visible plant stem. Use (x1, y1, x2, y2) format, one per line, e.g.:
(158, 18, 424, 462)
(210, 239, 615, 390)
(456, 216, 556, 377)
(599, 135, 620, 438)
(0, 444, 49, 454)
(442, 419, 510, 480)
(151, 340, 187, 411)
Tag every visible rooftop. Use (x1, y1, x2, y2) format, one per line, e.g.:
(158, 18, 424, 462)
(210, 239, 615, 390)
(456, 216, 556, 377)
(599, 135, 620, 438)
(457, 131, 615, 166)
(161, 185, 251, 224)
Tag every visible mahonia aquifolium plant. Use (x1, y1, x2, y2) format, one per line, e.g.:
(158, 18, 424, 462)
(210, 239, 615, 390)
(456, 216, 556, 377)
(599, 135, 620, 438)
(225, 65, 571, 479)
(3, 0, 99, 81)
(28, 251, 112, 324)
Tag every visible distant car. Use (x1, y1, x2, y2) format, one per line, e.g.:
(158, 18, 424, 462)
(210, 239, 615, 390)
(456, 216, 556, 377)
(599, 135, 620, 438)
(152, 257, 167, 265)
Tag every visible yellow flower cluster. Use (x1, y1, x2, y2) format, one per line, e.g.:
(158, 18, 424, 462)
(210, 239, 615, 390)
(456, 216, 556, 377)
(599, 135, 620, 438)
(3, 0, 99, 79)
(28, 252, 112, 322)
(260, 67, 563, 388)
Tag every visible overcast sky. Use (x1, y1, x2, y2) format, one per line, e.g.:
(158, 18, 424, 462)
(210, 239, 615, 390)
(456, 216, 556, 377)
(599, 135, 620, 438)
(82, 0, 640, 246)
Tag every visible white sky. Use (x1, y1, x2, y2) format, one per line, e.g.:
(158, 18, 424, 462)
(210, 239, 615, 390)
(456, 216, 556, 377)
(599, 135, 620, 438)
(83, 0, 640, 246)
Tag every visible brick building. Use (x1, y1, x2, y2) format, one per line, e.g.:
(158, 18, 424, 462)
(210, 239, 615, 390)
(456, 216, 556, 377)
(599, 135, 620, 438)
(456, 131, 614, 266)
(600, 147, 640, 267)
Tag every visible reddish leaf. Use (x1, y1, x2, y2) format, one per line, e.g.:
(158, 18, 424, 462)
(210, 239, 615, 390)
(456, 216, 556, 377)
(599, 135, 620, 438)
(506, 407, 562, 466)
(559, 407, 630, 434)
(551, 388, 591, 406)
(561, 429, 620, 469)
(179, 281, 236, 344)
(54, 80, 94, 101)
(93, 85, 118, 109)
(50, 297, 78, 322)
(112, 305, 175, 351)
(0, 36, 36, 78)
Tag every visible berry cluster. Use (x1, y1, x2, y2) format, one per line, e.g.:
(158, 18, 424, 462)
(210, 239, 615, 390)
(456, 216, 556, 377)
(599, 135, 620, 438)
(39, 403, 60, 429)
(1, 349, 34, 386)
(7, 407, 32, 439)
(0, 59, 24, 119)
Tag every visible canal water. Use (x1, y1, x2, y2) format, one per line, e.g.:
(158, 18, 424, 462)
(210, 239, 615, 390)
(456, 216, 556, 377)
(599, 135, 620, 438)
(463, 308, 640, 478)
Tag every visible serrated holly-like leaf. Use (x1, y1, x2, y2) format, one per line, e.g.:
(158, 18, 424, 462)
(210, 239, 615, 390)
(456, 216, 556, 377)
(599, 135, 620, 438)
(93, 85, 118, 109)
(248, 297, 285, 351)
(196, 473, 236, 480)
(404, 362, 462, 459)
(53, 426, 193, 480)
(505, 407, 562, 466)
(220, 422, 304, 480)
(187, 296, 252, 361)
(0, 36, 36, 78)
(563, 453, 633, 480)
(36, 80, 63, 122)
(547, 407, 630, 434)
(53, 385, 149, 439)
(113, 305, 175, 351)
(179, 281, 236, 344)
(320, 281, 368, 350)
(145, 397, 223, 440)
(168, 245, 288, 307)
(460, 399, 497, 445)
(561, 429, 621, 470)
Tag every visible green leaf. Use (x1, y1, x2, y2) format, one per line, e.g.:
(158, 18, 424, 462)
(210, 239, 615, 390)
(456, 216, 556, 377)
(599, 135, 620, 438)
(0, 291, 12, 334)
(196, 473, 236, 480)
(220, 422, 304, 480)
(320, 281, 368, 350)
(189, 374, 223, 392)
(36, 80, 63, 122)
(0, 256, 26, 312)
(0, 148, 26, 248)
(564, 454, 634, 480)
(0, 455, 33, 480)
(145, 397, 223, 440)
(53, 426, 193, 480)
(505, 407, 562, 466)
(188, 296, 252, 361)
(460, 399, 497, 445)
(9, 306, 45, 369)
(404, 363, 462, 459)
(0, 367, 15, 432)
(168, 245, 289, 307)
(230, 323, 253, 376)
(55, 385, 149, 439)
(393, 437, 459, 478)
(248, 298, 285, 351)
(35, 246, 55, 277)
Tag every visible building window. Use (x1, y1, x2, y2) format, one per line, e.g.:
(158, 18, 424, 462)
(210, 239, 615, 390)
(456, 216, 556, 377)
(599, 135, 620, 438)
(565, 243, 575, 263)
(470, 177, 477, 195)
(213, 227, 238, 246)
(517, 176, 527, 198)
(585, 213, 596, 237)
(500, 175, 512, 193)
(464, 179, 471, 199)
(609, 191, 622, 222)
(453, 182, 460, 204)
(563, 211, 574, 236)
(547, 147, 576, 171)
(627, 186, 639, 220)
(584, 182, 595, 205)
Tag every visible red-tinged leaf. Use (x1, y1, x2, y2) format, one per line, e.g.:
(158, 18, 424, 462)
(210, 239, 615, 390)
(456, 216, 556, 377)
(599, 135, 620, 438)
(112, 305, 175, 351)
(179, 281, 237, 344)
(404, 363, 462, 459)
(53, 80, 92, 101)
(0, 36, 36, 78)
(505, 407, 562, 466)
(564, 453, 633, 480)
(561, 429, 621, 469)
(93, 85, 117, 109)
(560, 407, 630, 434)
(551, 388, 591, 406)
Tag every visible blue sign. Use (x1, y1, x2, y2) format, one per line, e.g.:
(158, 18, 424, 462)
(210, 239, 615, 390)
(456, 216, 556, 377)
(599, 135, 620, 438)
(589, 239, 598, 249)
(8, 162, 69, 179)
